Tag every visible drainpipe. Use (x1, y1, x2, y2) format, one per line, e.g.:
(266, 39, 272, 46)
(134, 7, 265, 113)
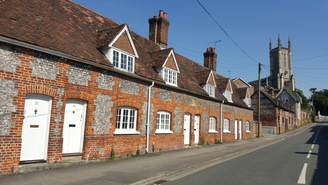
(146, 81, 155, 153)
(220, 100, 224, 142)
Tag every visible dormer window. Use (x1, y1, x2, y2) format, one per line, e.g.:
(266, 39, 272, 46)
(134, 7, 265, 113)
(98, 24, 138, 74)
(162, 68, 177, 86)
(203, 84, 215, 97)
(244, 98, 251, 107)
(112, 49, 134, 72)
(152, 49, 180, 87)
(224, 90, 233, 102)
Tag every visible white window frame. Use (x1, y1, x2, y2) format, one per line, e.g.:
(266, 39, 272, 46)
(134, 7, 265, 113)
(244, 98, 251, 107)
(209, 117, 218, 133)
(204, 84, 215, 97)
(114, 106, 140, 135)
(111, 48, 135, 73)
(245, 121, 251, 133)
(223, 90, 233, 102)
(161, 68, 177, 86)
(156, 111, 173, 134)
(223, 118, 231, 133)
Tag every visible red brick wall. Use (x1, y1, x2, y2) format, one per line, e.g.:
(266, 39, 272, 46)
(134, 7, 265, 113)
(0, 43, 255, 174)
(0, 136, 21, 174)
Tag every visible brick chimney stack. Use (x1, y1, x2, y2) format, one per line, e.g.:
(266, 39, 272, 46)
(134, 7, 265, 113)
(148, 10, 170, 49)
(203, 47, 217, 71)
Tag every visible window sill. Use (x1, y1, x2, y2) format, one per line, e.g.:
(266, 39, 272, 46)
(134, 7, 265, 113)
(246, 131, 251, 133)
(113, 130, 140, 135)
(113, 67, 134, 74)
(155, 130, 173, 134)
(223, 131, 231, 134)
(209, 130, 218, 134)
(165, 82, 178, 87)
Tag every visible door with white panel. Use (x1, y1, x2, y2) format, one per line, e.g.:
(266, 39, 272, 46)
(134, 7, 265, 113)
(194, 115, 200, 144)
(234, 120, 238, 140)
(20, 94, 52, 161)
(62, 99, 87, 154)
(184, 114, 191, 145)
(239, 120, 243, 140)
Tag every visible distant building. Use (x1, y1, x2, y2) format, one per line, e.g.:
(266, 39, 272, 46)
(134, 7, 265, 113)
(250, 36, 310, 134)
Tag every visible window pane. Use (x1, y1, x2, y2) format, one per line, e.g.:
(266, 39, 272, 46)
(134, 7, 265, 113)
(224, 119, 229, 131)
(127, 56, 133, 72)
(129, 110, 135, 129)
(113, 50, 119, 67)
(116, 109, 121, 129)
(165, 114, 170, 130)
(172, 72, 176, 85)
(157, 113, 160, 129)
(121, 53, 127, 69)
(122, 109, 129, 129)
(161, 114, 165, 129)
(210, 117, 216, 130)
(164, 69, 168, 82)
(168, 70, 172, 83)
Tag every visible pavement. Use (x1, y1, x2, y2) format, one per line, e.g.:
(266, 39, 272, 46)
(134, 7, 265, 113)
(0, 123, 315, 185)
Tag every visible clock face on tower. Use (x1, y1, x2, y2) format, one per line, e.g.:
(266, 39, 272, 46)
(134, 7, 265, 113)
(284, 71, 288, 75)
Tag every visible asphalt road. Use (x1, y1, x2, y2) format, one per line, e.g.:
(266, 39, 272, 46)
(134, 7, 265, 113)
(0, 123, 320, 185)
(165, 122, 328, 185)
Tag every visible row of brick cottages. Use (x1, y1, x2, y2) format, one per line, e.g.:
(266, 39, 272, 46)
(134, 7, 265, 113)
(0, 2, 254, 174)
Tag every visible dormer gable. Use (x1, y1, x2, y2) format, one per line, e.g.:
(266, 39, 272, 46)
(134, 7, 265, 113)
(197, 70, 217, 97)
(162, 49, 180, 73)
(222, 79, 233, 102)
(226, 79, 233, 92)
(237, 87, 251, 107)
(98, 24, 138, 73)
(108, 25, 138, 57)
(150, 49, 180, 86)
(206, 71, 216, 86)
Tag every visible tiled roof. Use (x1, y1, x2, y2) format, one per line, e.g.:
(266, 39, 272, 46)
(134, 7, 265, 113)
(0, 0, 250, 109)
(214, 74, 229, 92)
(236, 87, 248, 98)
(255, 90, 294, 112)
(0, 0, 116, 65)
(149, 48, 173, 68)
(96, 24, 126, 48)
(195, 70, 211, 85)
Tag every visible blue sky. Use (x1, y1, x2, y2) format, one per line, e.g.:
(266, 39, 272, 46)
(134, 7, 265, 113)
(73, 0, 328, 98)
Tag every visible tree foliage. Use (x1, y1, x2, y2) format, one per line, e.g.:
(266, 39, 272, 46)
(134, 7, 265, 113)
(310, 89, 328, 116)
(296, 89, 311, 112)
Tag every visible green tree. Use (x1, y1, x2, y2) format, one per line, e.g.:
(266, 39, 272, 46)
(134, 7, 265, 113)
(296, 89, 311, 112)
(311, 89, 328, 115)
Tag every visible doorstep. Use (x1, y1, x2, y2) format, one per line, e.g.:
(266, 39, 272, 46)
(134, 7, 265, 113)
(18, 159, 87, 174)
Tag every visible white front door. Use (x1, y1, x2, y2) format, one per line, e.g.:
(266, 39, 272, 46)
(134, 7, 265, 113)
(20, 94, 52, 161)
(62, 99, 87, 154)
(194, 115, 200, 144)
(239, 120, 242, 140)
(234, 120, 238, 140)
(184, 114, 190, 145)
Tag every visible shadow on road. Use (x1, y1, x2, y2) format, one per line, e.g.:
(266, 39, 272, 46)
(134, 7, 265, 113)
(308, 122, 328, 185)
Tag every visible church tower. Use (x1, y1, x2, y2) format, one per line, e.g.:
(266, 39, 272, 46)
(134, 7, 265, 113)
(269, 36, 294, 90)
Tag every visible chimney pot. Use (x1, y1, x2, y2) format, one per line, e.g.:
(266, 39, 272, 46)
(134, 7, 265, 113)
(163, 12, 167, 19)
(159, 10, 164, 17)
